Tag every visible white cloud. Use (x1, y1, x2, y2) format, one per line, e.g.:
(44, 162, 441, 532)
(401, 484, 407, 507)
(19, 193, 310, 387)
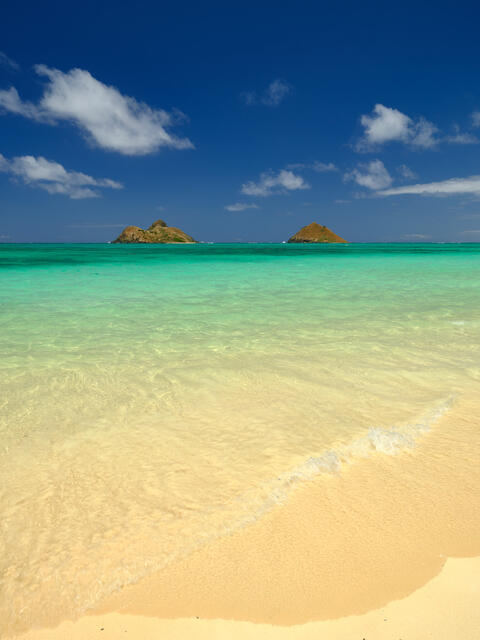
(242, 79, 291, 107)
(0, 153, 123, 199)
(411, 118, 438, 148)
(357, 104, 438, 150)
(461, 229, 480, 235)
(397, 164, 417, 180)
(402, 233, 430, 239)
(471, 111, 480, 128)
(0, 87, 44, 120)
(379, 175, 480, 197)
(241, 169, 310, 197)
(360, 104, 410, 145)
(224, 202, 259, 211)
(0, 65, 193, 155)
(344, 159, 392, 190)
(0, 52, 19, 72)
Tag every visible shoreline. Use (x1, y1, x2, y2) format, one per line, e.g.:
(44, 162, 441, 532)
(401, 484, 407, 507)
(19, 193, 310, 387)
(14, 556, 480, 639)
(10, 392, 480, 639)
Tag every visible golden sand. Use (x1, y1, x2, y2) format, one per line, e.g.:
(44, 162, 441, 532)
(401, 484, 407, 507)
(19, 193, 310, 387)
(12, 392, 480, 639)
(15, 556, 480, 639)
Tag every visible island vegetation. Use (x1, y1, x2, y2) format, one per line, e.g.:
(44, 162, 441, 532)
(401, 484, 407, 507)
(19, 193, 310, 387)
(113, 219, 196, 243)
(287, 222, 347, 243)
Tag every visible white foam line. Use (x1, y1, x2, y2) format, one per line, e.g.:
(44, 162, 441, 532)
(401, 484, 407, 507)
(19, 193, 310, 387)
(276, 396, 454, 490)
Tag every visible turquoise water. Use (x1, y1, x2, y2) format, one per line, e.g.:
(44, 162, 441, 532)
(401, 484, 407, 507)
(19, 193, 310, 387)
(1, 243, 480, 634)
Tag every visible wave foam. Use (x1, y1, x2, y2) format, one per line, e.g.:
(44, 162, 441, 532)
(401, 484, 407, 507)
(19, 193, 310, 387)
(273, 397, 453, 494)
(80, 397, 454, 618)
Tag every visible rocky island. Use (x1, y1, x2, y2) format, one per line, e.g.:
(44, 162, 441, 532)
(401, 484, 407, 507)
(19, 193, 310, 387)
(287, 222, 347, 243)
(113, 219, 196, 243)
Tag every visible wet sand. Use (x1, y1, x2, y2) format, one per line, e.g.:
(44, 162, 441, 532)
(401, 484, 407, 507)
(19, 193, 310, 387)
(16, 556, 480, 639)
(13, 392, 480, 639)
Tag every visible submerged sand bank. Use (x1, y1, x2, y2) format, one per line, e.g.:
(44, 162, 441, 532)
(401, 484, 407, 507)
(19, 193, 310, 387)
(12, 392, 480, 638)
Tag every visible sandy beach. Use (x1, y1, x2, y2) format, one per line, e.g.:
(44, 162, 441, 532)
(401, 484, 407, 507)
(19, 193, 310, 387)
(16, 556, 480, 639)
(12, 391, 480, 639)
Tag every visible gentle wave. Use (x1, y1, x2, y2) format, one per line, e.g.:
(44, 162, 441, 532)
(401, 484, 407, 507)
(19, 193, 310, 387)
(271, 396, 454, 493)
(75, 397, 455, 620)
(220, 396, 455, 539)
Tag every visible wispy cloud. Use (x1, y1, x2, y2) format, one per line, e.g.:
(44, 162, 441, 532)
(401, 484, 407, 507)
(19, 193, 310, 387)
(356, 104, 438, 151)
(471, 111, 480, 128)
(0, 65, 194, 155)
(379, 175, 480, 197)
(461, 229, 480, 235)
(344, 159, 392, 190)
(402, 233, 430, 240)
(286, 161, 338, 172)
(445, 132, 479, 144)
(241, 169, 310, 197)
(224, 202, 259, 211)
(0, 51, 19, 72)
(445, 124, 479, 145)
(0, 153, 123, 199)
(0, 87, 41, 119)
(397, 164, 417, 180)
(242, 79, 291, 107)
(457, 212, 480, 220)
(312, 161, 337, 172)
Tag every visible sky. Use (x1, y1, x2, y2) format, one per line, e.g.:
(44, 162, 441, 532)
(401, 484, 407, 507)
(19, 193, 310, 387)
(1, 0, 480, 243)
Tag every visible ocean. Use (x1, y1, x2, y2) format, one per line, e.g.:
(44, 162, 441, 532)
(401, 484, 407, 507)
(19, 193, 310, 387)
(1, 242, 480, 634)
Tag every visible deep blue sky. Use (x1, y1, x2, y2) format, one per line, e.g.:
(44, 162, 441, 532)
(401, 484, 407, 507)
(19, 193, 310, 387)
(1, 0, 480, 242)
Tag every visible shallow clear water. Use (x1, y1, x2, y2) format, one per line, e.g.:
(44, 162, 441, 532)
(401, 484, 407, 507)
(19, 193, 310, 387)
(1, 243, 480, 633)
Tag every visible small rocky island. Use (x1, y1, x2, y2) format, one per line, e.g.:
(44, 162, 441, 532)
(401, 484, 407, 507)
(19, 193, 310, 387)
(113, 219, 196, 243)
(287, 222, 347, 243)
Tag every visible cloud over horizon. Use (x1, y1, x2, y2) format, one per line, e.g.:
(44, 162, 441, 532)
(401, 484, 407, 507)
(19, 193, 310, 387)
(0, 65, 194, 155)
(379, 175, 480, 197)
(0, 153, 123, 199)
(402, 233, 431, 239)
(241, 169, 310, 196)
